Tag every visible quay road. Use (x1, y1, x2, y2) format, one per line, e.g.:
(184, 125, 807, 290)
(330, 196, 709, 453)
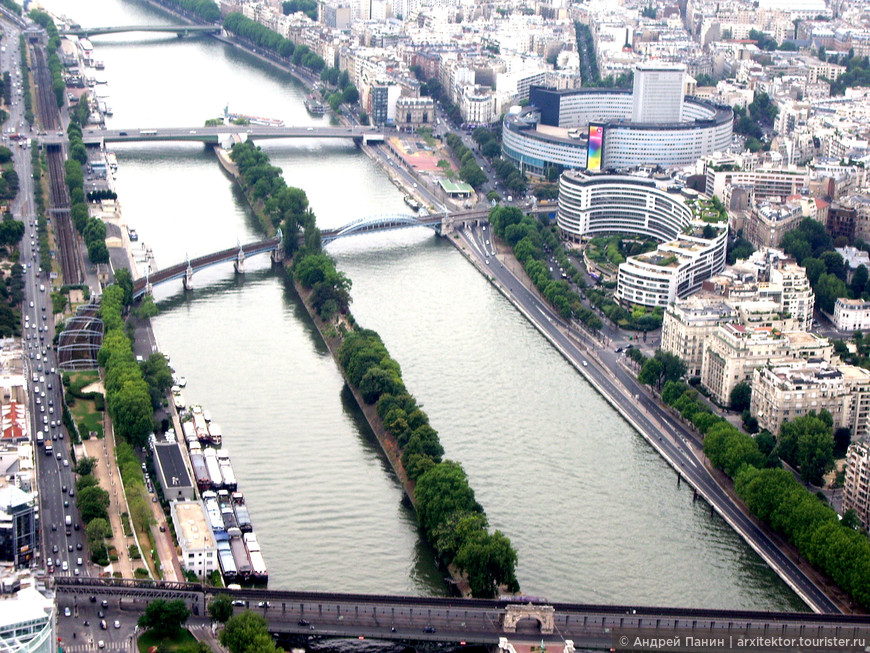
(53, 578, 870, 652)
(455, 223, 841, 615)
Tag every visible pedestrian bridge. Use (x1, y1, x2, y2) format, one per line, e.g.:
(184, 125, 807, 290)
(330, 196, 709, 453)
(54, 577, 870, 651)
(60, 25, 221, 38)
(68, 125, 385, 147)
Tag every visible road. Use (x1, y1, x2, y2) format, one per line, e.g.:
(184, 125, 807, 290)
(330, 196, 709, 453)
(455, 222, 841, 614)
(0, 16, 93, 576)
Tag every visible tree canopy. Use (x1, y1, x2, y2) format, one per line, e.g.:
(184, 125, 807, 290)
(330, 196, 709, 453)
(137, 599, 191, 637)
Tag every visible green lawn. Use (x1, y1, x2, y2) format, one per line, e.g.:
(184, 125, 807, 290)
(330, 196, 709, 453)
(137, 628, 198, 653)
(65, 370, 104, 438)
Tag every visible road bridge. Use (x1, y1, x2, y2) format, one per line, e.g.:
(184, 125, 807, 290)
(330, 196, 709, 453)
(60, 25, 221, 38)
(59, 125, 385, 147)
(54, 577, 870, 651)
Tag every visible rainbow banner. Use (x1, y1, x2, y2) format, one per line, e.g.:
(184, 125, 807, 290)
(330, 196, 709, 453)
(587, 124, 604, 170)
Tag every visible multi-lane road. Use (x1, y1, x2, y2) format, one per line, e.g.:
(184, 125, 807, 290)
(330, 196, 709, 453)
(456, 222, 842, 615)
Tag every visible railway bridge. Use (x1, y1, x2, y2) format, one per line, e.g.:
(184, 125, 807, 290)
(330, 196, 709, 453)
(54, 577, 870, 651)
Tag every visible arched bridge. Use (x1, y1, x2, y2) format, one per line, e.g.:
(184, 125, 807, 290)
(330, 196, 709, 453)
(132, 235, 282, 299)
(60, 25, 221, 37)
(320, 212, 448, 244)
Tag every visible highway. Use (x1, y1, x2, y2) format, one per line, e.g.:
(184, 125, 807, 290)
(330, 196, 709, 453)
(455, 222, 841, 615)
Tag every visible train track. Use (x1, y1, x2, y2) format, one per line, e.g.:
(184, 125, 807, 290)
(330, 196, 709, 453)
(31, 45, 83, 285)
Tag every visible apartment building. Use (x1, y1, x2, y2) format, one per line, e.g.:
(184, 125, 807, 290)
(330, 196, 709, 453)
(661, 299, 738, 377)
(844, 440, 870, 528)
(751, 360, 870, 438)
(701, 324, 832, 405)
(170, 501, 217, 579)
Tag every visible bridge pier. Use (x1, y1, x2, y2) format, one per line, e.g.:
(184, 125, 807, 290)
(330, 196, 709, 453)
(270, 247, 284, 266)
(234, 245, 246, 275)
(183, 262, 194, 291)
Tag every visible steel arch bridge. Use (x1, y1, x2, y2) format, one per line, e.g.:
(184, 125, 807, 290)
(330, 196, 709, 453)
(321, 212, 444, 245)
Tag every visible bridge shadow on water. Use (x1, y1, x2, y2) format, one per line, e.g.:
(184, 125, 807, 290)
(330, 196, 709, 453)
(152, 265, 280, 310)
(276, 633, 485, 653)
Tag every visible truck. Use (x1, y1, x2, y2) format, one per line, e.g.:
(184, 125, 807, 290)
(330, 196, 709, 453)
(35, 431, 43, 446)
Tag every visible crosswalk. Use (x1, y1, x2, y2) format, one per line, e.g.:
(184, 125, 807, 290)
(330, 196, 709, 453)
(62, 641, 133, 653)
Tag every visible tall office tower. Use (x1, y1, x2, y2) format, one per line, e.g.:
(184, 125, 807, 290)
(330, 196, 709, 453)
(631, 62, 686, 123)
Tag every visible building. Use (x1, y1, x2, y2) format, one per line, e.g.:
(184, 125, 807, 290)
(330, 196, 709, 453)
(0, 576, 55, 653)
(833, 298, 870, 332)
(844, 440, 870, 528)
(170, 500, 217, 579)
(0, 487, 36, 568)
(394, 96, 435, 132)
(632, 62, 686, 124)
(751, 360, 870, 438)
(558, 171, 729, 308)
(700, 324, 832, 406)
(501, 73, 733, 176)
(152, 442, 195, 502)
(661, 299, 738, 377)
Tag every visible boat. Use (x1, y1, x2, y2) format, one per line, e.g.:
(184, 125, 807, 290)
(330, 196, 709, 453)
(223, 104, 284, 127)
(94, 60, 105, 70)
(304, 94, 326, 116)
(404, 196, 420, 211)
(218, 489, 239, 531)
(217, 447, 236, 490)
(217, 540, 237, 582)
(232, 491, 252, 532)
(202, 490, 225, 534)
(190, 449, 210, 492)
(207, 422, 222, 447)
(243, 532, 268, 583)
(227, 527, 252, 581)
(106, 152, 118, 171)
(204, 447, 223, 489)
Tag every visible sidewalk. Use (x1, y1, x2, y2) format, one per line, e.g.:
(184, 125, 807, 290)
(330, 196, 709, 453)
(82, 429, 134, 578)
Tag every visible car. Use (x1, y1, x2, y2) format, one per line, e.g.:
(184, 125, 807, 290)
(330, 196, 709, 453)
(55, 451, 61, 459)
(257, 601, 271, 608)
(100, 619, 107, 630)
(65, 529, 71, 537)
(74, 523, 80, 531)
(113, 620, 120, 629)
(97, 641, 105, 650)
(298, 619, 310, 627)
(306, 127, 313, 131)
(98, 610, 104, 618)
(77, 557, 83, 566)
(231, 600, 246, 607)
(189, 130, 197, 134)
(159, 524, 166, 532)
(423, 626, 436, 633)
(101, 600, 108, 608)
(51, 523, 56, 531)
(69, 488, 74, 496)
(90, 596, 97, 603)
(64, 607, 71, 617)
(74, 568, 80, 576)
(63, 459, 69, 467)
(52, 544, 58, 553)
(54, 558, 60, 567)
(61, 561, 68, 571)
(118, 131, 127, 136)
(76, 543, 82, 550)
(67, 544, 73, 552)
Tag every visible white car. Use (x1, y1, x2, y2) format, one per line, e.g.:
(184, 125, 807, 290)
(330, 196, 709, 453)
(61, 561, 68, 571)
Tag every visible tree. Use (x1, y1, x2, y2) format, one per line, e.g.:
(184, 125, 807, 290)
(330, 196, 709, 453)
(208, 596, 234, 624)
(730, 381, 752, 412)
(852, 265, 869, 297)
(137, 599, 190, 637)
(779, 411, 835, 486)
(454, 529, 519, 597)
(414, 461, 482, 534)
(114, 269, 134, 307)
(220, 611, 281, 653)
(77, 485, 110, 523)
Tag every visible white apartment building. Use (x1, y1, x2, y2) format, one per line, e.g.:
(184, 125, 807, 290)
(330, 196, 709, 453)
(844, 440, 870, 528)
(751, 360, 870, 438)
(171, 501, 217, 579)
(701, 324, 832, 406)
(833, 298, 870, 333)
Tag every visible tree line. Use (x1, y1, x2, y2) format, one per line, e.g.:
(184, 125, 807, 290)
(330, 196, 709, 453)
(18, 35, 32, 124)
(471, 127, 529, 193)
(645, 364, 870, 610)
(444, 133, 486, 189)
(408, 65, 463, 127)
(64, 122, 109, 264)
(229, 142, 519, 598)
(156, 0, 221, 23)
(222, 13, 327, 76)
(781, 218, 851, 314)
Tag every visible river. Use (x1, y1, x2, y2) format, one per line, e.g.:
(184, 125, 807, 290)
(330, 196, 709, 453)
(37, 0, 805, 609)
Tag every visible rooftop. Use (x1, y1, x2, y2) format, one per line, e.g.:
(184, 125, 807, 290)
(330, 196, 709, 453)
(172, 501, 215, 551)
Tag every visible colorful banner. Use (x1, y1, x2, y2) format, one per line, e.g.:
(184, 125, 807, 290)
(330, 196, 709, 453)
(587, 124, 604, 171)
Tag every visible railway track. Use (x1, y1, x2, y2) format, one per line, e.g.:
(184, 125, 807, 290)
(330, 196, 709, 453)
(31, 45, 83, 285)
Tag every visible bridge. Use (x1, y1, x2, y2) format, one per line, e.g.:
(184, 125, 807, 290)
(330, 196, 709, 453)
(54, 577, 870, 651)
(60, 24, 221, 38)
(61, 125, 385, 147)
(132, 235, 283, 300)
(130, 208, 542, 299)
